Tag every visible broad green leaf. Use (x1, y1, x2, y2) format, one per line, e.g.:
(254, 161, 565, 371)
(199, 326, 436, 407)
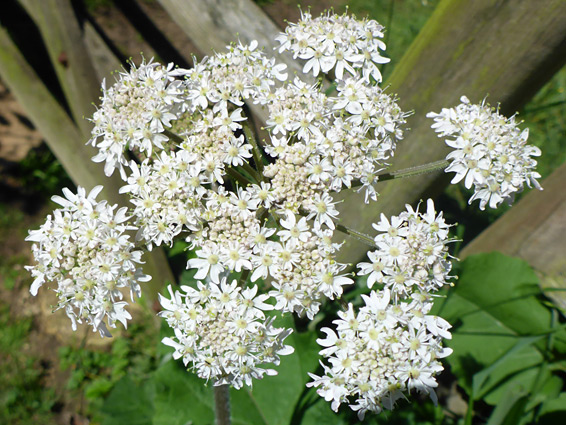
(525, 373, 563, 411)
(152, 360, 215, 425)
(100, 376, 155, 425)
(471, 335, 545, 399)
(537, 392, 566, 424)
(485, 386, 528, 425)
(152, 313, 320, 425)
(436, 253, 566, 405)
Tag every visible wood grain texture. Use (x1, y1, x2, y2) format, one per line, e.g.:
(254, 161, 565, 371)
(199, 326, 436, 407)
(336, 0, 566, 261)
(0, 23, 175, 297)
(461, 162, 566, 309)
(83, 21, 123, 84)
(0, 25, 121, 201)
(157, 0, 292, 62)
(19, 0, 101, 139)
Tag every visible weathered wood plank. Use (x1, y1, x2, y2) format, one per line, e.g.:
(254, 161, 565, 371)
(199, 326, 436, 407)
(461, 162, 566, 310)
(0, 24, 175, 299)
(336, 0, 566, 261)
(157, 0, 293, 63)
(0, 25, 121, 202)
(18, 0, 101, 139)
(83, 21, 123, 84)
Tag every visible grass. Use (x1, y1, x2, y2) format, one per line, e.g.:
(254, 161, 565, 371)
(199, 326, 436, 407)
(57, 310, 160, 423)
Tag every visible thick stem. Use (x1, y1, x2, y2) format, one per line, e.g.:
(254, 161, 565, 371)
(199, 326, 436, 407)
(214, 384, 231, 425)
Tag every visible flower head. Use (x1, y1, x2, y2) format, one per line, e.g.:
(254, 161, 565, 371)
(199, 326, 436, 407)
(159, 279, 293, 388)
(308, 288, 452, 420)
(26, 186, 149, 337)
(276, 11, 389, 82)
(428, 96, 542, 209)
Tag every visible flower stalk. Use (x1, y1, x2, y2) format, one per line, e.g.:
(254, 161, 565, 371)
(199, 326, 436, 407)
(243, 123, 265, 176)
(377, 159, 450, 181)
(214, 384, 231, 425)
(335, 223, 377, 248)
(225, 167, 253, 186)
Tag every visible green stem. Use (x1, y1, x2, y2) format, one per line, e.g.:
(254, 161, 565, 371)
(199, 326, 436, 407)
(243, 123, 265, 177)
(238, 269, 250, 287)
(225, 167, 253, 187)
(163, 128, 184, 144)
(351, 159, 450, 188)
(241, 161, 262, 183)
(335, 223, 377, 248)
(378, 159, 450, 181)
(464, 396, 474, 425)
(214, 384, 231, 425)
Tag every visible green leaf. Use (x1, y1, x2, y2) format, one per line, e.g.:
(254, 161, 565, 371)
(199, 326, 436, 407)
(471, 335, 545, 399)
(85, 378, 114, 400)
(537, 392, 566, 424)
(485, 386, 528, 425)
(152, 313, 320, 425)
(100, 376, 155, 425)
(151, 360, 215, 425)
(437, 253, 566, 405)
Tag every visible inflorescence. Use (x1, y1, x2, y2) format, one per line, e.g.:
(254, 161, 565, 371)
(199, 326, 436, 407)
(26, 9, 542, 419)
(428, 96, 542, 210)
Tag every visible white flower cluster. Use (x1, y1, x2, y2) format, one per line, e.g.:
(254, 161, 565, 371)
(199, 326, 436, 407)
(308, 288, 452, 420)
(264, 75, 407, 204)
(117, 42, 287, 250)
(91, 41, 286, 185)
(308, 200, 454, 419)
(159, 279, 294, 389)
(276, 10, 390, 81)
(186, 188, 352, 319)
(185, 40, 287, 111)
(89, 59, 187, 178)
(25, 186, 150, 336)
(428, 96, 542, 209)
(357, 199, 453, 298)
